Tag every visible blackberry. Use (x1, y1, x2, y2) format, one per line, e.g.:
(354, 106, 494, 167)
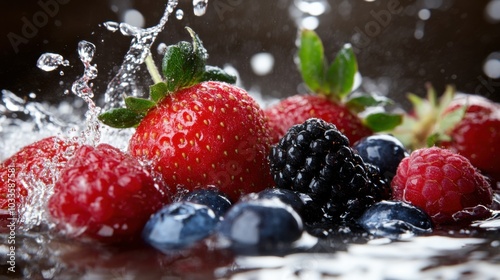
(269, 118, 391, 226)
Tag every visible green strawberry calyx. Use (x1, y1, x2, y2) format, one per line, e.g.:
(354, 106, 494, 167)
(298, 29, 402, 132)
(389, 83, 467, 150)
(98, 27, 236, 128)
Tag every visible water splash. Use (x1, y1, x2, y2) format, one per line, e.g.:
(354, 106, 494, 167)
(193, 0, 209, 16)
(36, 53, 70, 72)
(71, 40, 101, 146)
(102, 0, 180, 110)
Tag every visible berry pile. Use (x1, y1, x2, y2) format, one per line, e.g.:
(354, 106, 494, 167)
(1, 28, 499, 259)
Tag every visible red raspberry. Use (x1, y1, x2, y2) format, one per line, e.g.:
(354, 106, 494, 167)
(391, 147, 493, 225)
(48, 144, 167, 243)
(1, 136, 77, 228)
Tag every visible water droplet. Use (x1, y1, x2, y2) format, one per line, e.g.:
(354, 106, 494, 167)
(36, 53, 69, 72)
(85, 65, 98, 80)
(103, 21, 120, 32)
(78, 41, 96, 63)
(193, 0, 208, 16)
(176, 9, 184, 20)
(157, 43, 168, 55)
(119, 23, 141, 36)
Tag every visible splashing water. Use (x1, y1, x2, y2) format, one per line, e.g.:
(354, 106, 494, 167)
(102, 0, 181, 110)
(36, 53, 70, 72)
(193, 0, 209, 16)
(71, 40, 101, 147)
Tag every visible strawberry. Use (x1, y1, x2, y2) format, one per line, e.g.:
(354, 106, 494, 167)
(99, 27, 273, 202)
(264, 29, 401, 144)
(1, 136, 77, 222)
(265, 94, 371, 144)
(390, 85, 500, 181)
(440, 94, 500, 181)
(48, 144, 167, 243)
(391, 147, 493, 225)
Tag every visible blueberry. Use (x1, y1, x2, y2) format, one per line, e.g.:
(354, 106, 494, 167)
(142, 202, 219, 252)
(180, 188, 232, 217)
(217, 199, 303, 255)
(358, 200, 433, 238)
(256, 188, 304, 214)
(353, 134, 409, 181)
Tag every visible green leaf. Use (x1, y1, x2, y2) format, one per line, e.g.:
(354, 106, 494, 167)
(201, 66, 237, 84)
(186, 26, 208, 62)
(326, 44, 357, 99)
(162, 41, 198, 92)
(298, 29, 326, 93)
(426, 133, 440, 147)
(346, 94, 391, 112)
(125, 97, 156, 113)
(98, 108, 144, 129)
(150, 82, 169, 102)
(364, 112, 403, 132)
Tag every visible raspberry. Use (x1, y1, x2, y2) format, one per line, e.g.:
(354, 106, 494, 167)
(1, 137, 77, 213)
(269, 118, 391, 226)
(391, 147, 493, 225)
(48, 144, 167, 243)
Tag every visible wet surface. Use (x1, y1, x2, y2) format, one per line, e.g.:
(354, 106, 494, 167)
(1, 222, 499, 279)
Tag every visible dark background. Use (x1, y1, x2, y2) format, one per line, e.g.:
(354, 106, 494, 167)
(1, 0, 499, 107)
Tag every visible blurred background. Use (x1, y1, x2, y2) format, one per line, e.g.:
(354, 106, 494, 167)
(0, 0, 499, 107)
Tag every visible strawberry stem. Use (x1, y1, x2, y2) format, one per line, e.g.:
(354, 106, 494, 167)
(145, 52, 163, 84)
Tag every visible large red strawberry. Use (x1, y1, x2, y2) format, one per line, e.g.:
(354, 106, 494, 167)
(0, 136, 77, 225)
(390, 85, 500, 181)
(391, 147, 493, 225)
(264, 29, 401, 144)
(99, 28, 273, 202)
(48, 144, 167, 243)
